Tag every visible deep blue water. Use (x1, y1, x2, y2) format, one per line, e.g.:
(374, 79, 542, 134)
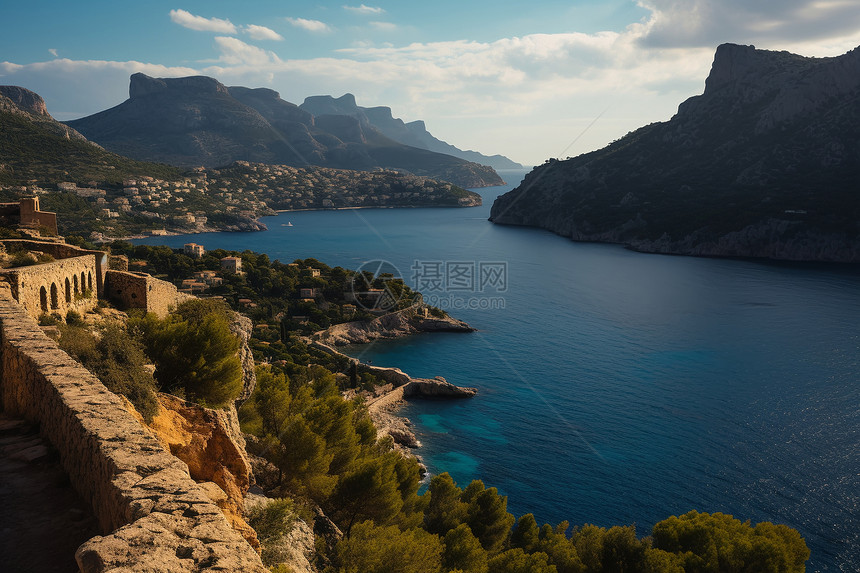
(136, 170, 860, 571)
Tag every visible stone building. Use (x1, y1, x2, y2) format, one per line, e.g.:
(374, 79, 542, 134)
(0, 197, 58, 235)
(0, 239, 187, 319)
(221, 256, 242, 273)
(0, 240, 107, 318)
(184, 242, 205, 258)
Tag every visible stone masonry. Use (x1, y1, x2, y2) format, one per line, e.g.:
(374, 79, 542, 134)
(3, 254, 98, 317)
(104, 269, 194, 318)
(0, 284, 266, 572)
(0, 239, 110, 320)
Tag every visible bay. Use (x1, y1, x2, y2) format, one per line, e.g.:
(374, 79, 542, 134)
(135, 170, 860, 571)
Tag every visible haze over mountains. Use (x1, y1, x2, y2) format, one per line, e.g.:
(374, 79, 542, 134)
(299, 94, 524, 171)
(65, 74, 507, 189)
(491, 43, 860, 262)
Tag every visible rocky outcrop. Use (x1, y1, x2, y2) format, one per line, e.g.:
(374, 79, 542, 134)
(0, 85, 90, 142)
(229, 312, 257, 404)
(139, 394, 258, 551)
(403, 376, 478, 399)
(315, 305, 474, 346)
(245, 494, 318, 573)
(490, 43, 860, 263)
(0, 85, 49, 116)
(66, 73, 504, 188)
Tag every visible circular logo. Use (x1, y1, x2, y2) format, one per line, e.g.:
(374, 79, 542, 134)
(351, 260, 404, 312)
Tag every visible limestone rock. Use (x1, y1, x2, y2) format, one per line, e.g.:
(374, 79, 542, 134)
(143, 394, 259, 550)
(228, 312, 257, 404)
(0, 86, 49, 116)
(76, 512, 267, 573)
(315, 305, 474, 346)
(404, 377, 478, 398)
(245, 494, 318, 573)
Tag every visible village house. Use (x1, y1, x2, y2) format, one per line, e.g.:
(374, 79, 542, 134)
(220, 256, 242, 274)
(184, 243, 205, 258)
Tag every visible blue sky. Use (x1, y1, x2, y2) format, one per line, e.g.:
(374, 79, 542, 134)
(3, 1, 860, 165)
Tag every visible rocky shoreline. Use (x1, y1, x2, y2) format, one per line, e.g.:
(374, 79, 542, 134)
(308, 306, 477, 455)
(313, 304, 475, 346)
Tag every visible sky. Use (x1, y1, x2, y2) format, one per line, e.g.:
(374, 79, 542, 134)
(2, 1, 860, 166)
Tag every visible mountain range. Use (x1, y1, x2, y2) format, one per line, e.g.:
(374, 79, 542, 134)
(299, 93, 523, 170)
(490, 43, 860, 262)
(65, 74, 506, 188)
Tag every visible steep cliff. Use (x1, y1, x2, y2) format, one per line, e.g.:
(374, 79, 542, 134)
(490, 43, 860, 262)
(66, 74, 504, 188)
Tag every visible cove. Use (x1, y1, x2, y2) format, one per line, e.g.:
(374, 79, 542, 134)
(135, 171, 860, 571)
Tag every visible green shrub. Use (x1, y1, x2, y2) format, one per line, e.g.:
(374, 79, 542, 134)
(38, 313, 61, 326)
(131, 299, 243, 408)
(247, 498, 298, 567)
(58, 323, 159, 421)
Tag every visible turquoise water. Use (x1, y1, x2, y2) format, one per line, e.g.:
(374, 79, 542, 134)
(136, 171, 860, 571)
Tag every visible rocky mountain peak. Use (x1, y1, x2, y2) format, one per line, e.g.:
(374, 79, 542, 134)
(0, 86, 49, 116)
(229, 86, 281, 100)
(129, 72, 229, 100)
(406, 120, 427, 132)
(300, 93, 360, 116)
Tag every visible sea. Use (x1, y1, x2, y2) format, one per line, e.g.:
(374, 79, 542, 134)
(135, 170, 860, 571)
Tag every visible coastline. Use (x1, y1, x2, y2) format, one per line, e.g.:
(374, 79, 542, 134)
(306, 307, 477, 456)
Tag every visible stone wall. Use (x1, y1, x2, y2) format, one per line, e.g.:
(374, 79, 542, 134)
(0, 239, 109, 296)
(2, 254, 99, 318)
(0, 285, 266, 572)
(104, 269, 192, 318)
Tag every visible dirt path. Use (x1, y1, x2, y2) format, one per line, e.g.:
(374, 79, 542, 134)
(0, 415, 100, 573)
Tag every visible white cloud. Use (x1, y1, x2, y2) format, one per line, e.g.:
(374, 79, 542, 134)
(286, 17, 332, 33)
(213, 37, 282, 67)
(48, 48, 58, 57)
(370, 21, 398, 31)
(169, 9, 237, 34)
(635, 0, 860, 49)
(6, 2, 860, 164)
(245, 24, 283, 41)
(344, 4, 385, 15)
(0, 59, 198, 119)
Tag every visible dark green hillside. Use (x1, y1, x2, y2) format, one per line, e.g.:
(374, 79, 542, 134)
(0, 101, 181, 187)
(491, 43, 860, 262)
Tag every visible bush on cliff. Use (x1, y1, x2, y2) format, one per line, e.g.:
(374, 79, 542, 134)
(58, 322, 159, 421)
(131, 299, 243, 408)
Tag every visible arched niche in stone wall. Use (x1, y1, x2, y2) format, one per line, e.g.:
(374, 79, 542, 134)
(50, 283, 58, 310)
(87, 272, 93, 292)
(40, 286, 48, 312)
(65, 278, 71, 304)
(74, 274, 79, 294)
(81, 272, 86, 293)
